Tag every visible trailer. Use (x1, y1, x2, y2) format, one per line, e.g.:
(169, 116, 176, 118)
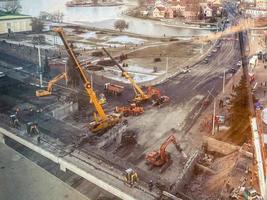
(104, 83, 124, 95)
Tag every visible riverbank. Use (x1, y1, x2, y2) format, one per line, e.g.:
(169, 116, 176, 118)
(123, 5, 219, 31)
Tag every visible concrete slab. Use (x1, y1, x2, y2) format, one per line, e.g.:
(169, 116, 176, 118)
(0, 143, 90, 200)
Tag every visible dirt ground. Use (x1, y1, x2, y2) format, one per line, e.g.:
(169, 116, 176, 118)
(184, 151, 252, 200)
(126, 41, 208, 72)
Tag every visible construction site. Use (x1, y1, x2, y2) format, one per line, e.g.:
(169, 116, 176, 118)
(0, 0, 266, 200)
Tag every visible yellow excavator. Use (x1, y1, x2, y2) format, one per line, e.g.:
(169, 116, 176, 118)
(102, 48, 150, 103)
(54, 27, 121, 133)
(36, 72, 68, 97)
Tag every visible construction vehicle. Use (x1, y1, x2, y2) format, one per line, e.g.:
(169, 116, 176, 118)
(102, 48, 150, 103)
(104, 83, 124, 96)
(54, 28, 121, 133)
(123, 168, 139, 187)
(243, 187, 263, 200)
(103, 47, 169, 105)
(115, 103, 144, 117)
(145, 134, 187, 173)
(26, 122, 40, 136)
(147, 86, 170, 107)
(36, 72, 68, 97)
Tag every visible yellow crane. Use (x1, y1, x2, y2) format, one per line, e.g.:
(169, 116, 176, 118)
(36, 72, 68, 97)
(102, 48, 149, 103)
(54, 27, 121, 133)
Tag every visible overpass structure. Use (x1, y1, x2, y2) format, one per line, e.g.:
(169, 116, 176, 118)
(0, 127, 159, 200)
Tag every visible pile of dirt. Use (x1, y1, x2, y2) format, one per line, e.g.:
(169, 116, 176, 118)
(184, 152, 239, 199)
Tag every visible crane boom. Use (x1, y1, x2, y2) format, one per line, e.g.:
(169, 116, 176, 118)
(54, 27, 107, 121)
(102, 48, 148, 102)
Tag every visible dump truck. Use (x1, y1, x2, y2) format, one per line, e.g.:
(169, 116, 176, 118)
(104, 83, 124, 96)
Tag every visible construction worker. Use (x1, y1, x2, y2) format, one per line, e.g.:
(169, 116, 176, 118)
(10, 114, 19, 128)
(148, 180, 153, 191)
(26, 122, 40, 136)
(37, 136, 41, 144)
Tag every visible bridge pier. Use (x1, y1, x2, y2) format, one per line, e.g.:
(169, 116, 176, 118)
(60, 162, 67, 172)
(0, 132, 5, 144)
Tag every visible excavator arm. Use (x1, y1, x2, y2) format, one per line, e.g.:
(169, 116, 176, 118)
(54, 27, 107, 121)
(159, 135, 177, 162)
(102, 48, 149, 102)
(36, 72, 67, 97)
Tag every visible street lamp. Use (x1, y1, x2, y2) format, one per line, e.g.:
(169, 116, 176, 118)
(208, 90, 216, 135)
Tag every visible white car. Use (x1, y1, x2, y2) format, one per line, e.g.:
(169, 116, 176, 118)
(237, 61, 242, 67)
(0, 72, 5, 78)
(14, 67, 23, 71)
(181, 68, 191, 74)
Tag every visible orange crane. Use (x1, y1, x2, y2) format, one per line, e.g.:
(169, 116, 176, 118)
(54, 27, 121, 133)
(102, 48, 169, 105)
(146, 134, 187, 172)
(102, 47, 153, 103)
(36, 72, 68, 97)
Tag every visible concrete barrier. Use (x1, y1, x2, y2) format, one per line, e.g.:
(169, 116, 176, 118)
(52, 102, 78, 120)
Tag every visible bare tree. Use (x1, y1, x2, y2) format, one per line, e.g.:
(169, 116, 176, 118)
(31, 18, 44, 33)
(92, 0, 98, 5)
(114, 19, 129, 32)
(2, 0, 21, 14)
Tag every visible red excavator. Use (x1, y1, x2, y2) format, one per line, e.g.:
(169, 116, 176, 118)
(145, 134, 187, 173)
(115, 103, 144, 117)
(147, 86, 170, 107)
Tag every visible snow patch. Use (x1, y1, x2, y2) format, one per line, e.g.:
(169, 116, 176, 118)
(107, 35, 146, 45)
(80, 32, 97, 39)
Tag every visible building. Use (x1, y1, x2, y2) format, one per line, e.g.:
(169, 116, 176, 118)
(203, 6, 213, 17)
(0, 14, 32, 34)
(256, 0, 267, 9)
(245, 8, 267, 17)
(171, 4, 186, 16)
(180, 0, 200, 19)
(153, 6, 166, 18)
(165, 7, 174, 18)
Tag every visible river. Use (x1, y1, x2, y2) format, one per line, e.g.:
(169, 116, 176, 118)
(19, 0, 211, 37)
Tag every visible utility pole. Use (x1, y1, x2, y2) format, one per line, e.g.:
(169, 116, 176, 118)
(223, 69, 226, 94)
(212, 97, 216, 135)
(208, 90, 216, 135)
(38, 45, 43, 87)
(165, 57, 169, 79)
(64, 62, 67, 86)
(91, 74, 93, 90)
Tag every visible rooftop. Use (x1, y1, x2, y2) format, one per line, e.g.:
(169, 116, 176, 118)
(0, 14, 31, 21)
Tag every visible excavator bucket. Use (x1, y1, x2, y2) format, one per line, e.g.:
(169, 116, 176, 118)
(36, 90, 52, 97)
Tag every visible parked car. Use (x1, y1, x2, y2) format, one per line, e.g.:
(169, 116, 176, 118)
(237, 61, 242, 67)
(0, 72, 5, 78)
(203, 58, 209, 64)
(227, 68, 237, 74)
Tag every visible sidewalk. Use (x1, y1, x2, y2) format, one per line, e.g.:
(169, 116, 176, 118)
(0, 143, 90, 200)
